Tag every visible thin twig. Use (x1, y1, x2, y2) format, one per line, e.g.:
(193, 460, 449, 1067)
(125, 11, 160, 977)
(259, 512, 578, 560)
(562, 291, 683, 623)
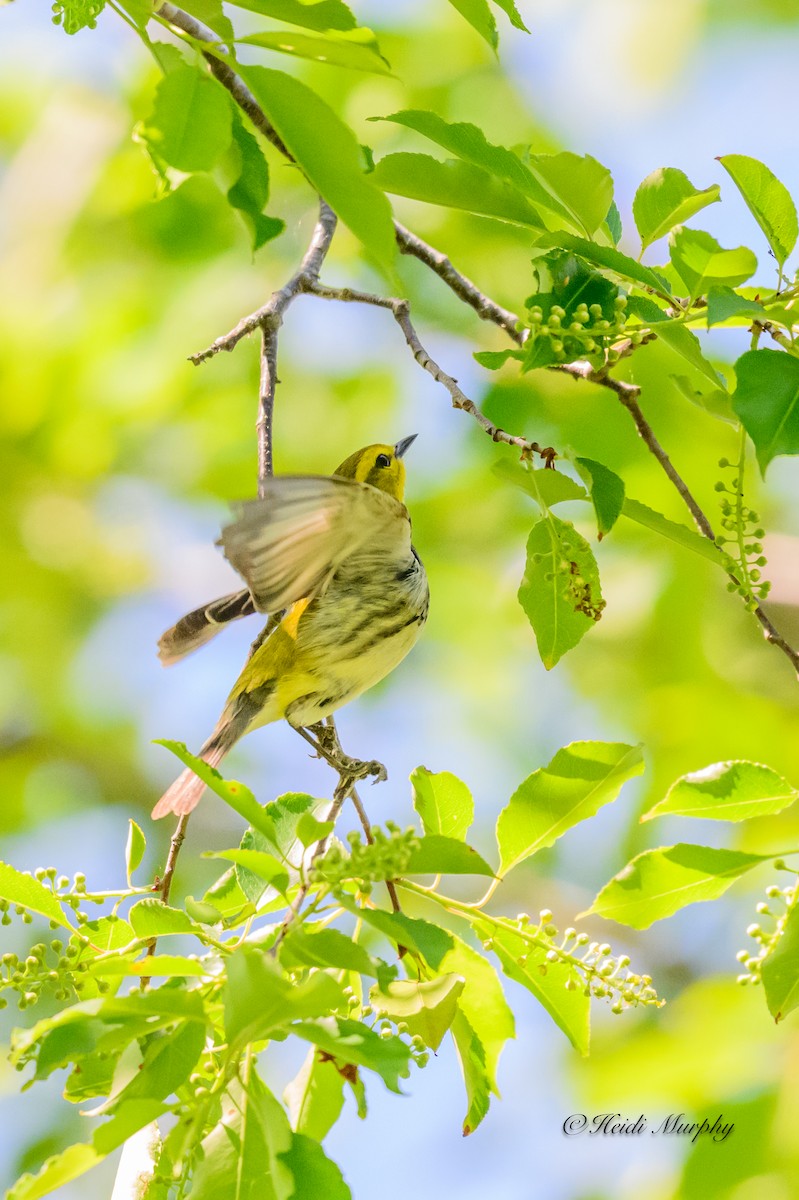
(143, 812, 190, 983)
(394, 221, 525, 343)
(306, 283, 556, 464)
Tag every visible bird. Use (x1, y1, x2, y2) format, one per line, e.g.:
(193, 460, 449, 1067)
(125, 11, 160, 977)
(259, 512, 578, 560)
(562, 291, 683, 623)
(152, 436, 429, 819)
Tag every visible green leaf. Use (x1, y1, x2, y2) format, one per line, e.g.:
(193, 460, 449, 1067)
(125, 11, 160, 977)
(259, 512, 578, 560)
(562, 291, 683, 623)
(238, 28, 390, 75)
(633, 167, 721, 251)
(669, 227, 757, 297)
(117, 0, 154, 28)
(533, 231, 672, 297)
(605, 198, 623, 245)
(761, 902, 799, 1022)
(240, 66, 395, 271)
(6, 1144, 104, 1200)
(156, 741, 278, 843)
(733, 348, 799, 474)
(574, 457, 625, 538)
(284, 1049, 345, 1141)
(585, 844, 782, 929)
(436, 934, 514, 1131)
(295, 812, 335, 847)
(527, 151, 614, 238)
(191, 1072, 294, 1200)
(227, 112, 284, 252)
(0, 861, 73, 930)
(373, 111, 575, 229)
(621, 498, 724, 564)
(280, 925, 381, 976)
(410, 767, 474, 840)
(518, 515, 605, 669)
(117, 1020, 205, 1103)
(626, 294, 725, 392)
(224, 946, 345, 1048)
(473, 348, 525, 371)
(125, 820, 146, 885)
(705, 284, 767, 327)
(128, 899, 208, 940)
(226, 0, 357, 31)
(236, 792, 326, 902)
(339, 903, 454, 962)
(475, 921, 590, 1054)
(404, 834, 494, 877)
(92, 955, 207, 977)
(143, 64, 232, 172)
(495, 459, 587, 508)
(292, 1016, 411, 1092)
(280, 1133, 352, 1200)
(209, 848, 290, 897)
(496, 741, 644, 875)
(490, 0, 528, 31)
(371, 152, 543, 228)
(447, 0, 498, 47)
(718, 154, 798, 269)
(370, 975, 465, 1050)
(643, 761, 799, 823)
(450, 1011, 491, 1136)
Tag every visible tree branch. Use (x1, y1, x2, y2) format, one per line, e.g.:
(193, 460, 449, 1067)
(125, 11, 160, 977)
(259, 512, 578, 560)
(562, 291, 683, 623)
(308, 284, 556, 463)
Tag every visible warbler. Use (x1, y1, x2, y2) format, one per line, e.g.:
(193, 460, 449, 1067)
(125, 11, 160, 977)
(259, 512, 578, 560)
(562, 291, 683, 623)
(152, 437, 428, 818)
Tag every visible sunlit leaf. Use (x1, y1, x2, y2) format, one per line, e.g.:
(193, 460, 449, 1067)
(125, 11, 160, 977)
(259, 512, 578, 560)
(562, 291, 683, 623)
(142, 64, 232, 172)
(633, 167, 720, 251)
(370, 975, 465, 1050)
(718, 154, 798, 269)
(643, 761, 798, 823)
(238, 28, 390, 75)
(446, 0, 498, 47)
(226, 0, 356, 31)
(496, 741, 644, 874)
(585, 844, 782, 929)
(284, 1049, 346, 1141)
(0, 861, 73, 930)
(410, 767, 474, 840)
(240, 66, 396, 271)
(125, 820, 146, 885)
(761, 902, 799, 1022)
(404, 834, 494, 876)
(371, 152, 544, 228)
(474, 921, 590, 1054)
(669, 227, 757, 297)
(705, 284, 767, 327)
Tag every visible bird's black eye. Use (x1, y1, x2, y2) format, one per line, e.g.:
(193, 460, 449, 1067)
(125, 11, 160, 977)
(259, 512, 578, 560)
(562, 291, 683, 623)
(375, 453, 391, 468)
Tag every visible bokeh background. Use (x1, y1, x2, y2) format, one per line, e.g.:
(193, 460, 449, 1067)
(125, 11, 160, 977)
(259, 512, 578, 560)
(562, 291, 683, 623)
(3, 0, 799, 1196)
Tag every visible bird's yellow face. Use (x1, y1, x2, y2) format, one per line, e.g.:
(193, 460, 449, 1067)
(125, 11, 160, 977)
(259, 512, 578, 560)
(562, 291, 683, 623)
(333, 436, 416, 502)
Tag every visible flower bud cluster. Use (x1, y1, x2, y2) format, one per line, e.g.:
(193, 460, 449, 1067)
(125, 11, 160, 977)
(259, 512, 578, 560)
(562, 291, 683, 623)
(314, 824, 421, 887)
(0, 940, 79, 1010)
(51, 0, 105, 34)
(525, 295, 629, 365)
(489, 911, 664, 1014)
(714, 457, 771, 610)
(736, 877, 798, 985)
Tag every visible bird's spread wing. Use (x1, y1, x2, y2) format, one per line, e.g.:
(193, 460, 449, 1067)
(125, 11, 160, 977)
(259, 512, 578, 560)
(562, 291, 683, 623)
(218, 476, 410, 613)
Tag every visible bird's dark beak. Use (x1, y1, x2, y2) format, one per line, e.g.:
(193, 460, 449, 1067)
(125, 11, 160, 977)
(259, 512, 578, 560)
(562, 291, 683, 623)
(394, 434, 417, 459)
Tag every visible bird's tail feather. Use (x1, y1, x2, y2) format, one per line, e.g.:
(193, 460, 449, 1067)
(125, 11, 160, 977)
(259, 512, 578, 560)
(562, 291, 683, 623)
(158, 589, 256, 666)
(151, 724, 237, 819)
